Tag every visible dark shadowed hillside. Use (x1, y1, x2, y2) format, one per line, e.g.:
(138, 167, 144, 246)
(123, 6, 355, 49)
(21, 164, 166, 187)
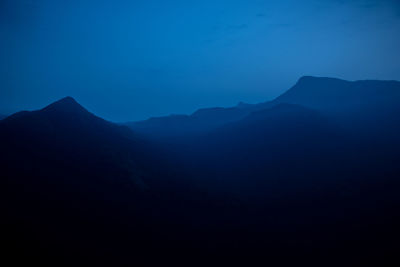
(0, 96, 164, 192)
(0, 97, 204, 265)
(129, 106, 251, 137)
(127, 77, 400, 264)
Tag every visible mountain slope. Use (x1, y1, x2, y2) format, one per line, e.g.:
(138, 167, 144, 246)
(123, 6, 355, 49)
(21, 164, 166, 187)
(151, 99, 400, 265)
(0, 96, 158, 191)
(129, 106, 251, 137)
(170, 103, 345, 192)
(0, 97, 184, 264)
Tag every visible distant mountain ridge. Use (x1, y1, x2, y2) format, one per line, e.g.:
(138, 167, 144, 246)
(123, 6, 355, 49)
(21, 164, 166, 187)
(127, 76, 400, 137)
(274, 76, 400, 112)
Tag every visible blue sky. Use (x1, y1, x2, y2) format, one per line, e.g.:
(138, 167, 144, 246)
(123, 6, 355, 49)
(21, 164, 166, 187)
(1, 0, 400, 121)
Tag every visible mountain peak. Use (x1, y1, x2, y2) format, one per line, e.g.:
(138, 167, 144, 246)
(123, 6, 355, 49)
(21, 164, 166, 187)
(58, 96, 77, 103)
(41, 96, 89, 114)
(51, 96, 80, 107)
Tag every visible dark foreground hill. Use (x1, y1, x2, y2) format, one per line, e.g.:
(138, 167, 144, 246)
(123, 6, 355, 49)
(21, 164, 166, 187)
(2, 77, 400, 266)
(0, 97, 203, 265)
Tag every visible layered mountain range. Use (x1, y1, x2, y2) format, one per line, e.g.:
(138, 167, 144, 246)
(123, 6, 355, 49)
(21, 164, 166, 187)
(2, 76, 400, 265)
(128, 76, 400, 136)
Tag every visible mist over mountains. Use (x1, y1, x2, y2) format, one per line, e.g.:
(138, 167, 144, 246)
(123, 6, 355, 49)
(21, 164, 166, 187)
(2, 76, 400, 265)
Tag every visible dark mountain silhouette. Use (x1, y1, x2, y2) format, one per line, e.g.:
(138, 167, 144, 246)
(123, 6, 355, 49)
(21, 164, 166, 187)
(3, 78, 400, 265)
(0, 96, 159, 192)
(128, 76, 400, 138)
(0, 114, 6, 120)
(0, 97, 198, 265)
(273, 76, 400, 112)
(129, 106, 251, 137)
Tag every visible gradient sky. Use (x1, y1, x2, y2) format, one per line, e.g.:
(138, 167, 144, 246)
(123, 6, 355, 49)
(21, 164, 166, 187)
(1, 0, 400, 121)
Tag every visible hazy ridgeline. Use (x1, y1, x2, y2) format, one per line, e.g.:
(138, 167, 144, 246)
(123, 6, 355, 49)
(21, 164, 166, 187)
(2, 77, 400, 265)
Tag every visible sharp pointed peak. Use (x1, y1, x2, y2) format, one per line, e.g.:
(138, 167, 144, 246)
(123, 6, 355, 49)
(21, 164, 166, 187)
(54, 96, 79, 105)
(42, 96, 89, 114)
